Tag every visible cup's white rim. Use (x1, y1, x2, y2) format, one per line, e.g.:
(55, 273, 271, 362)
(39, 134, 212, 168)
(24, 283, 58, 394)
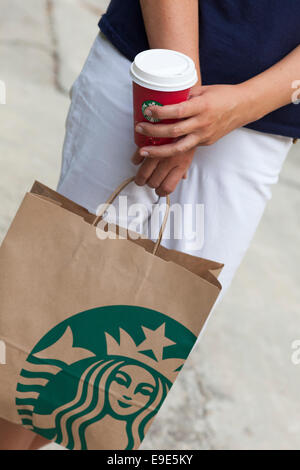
(130, 68, 198, 92)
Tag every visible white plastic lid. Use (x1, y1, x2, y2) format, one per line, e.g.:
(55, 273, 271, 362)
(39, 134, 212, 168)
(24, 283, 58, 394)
(131, 49, 198, 92)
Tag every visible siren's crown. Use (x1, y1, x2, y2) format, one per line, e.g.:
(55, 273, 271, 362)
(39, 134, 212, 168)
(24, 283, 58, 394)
(105, 323, 184, 383)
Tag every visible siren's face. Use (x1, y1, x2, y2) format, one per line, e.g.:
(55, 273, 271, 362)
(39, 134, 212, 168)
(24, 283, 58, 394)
(109, 365, 156, 417)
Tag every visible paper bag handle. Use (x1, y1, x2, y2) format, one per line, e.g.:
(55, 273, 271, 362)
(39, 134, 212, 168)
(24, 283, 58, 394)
(93, 177, 170, 255)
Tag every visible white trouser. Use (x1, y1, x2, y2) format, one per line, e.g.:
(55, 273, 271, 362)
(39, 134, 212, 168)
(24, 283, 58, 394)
(58, 32, 292, 299)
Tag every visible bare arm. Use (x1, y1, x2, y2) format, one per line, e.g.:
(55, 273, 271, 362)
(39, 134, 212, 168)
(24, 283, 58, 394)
(133, 0, 201, 195)
(242, 45, 300, 120)
(140, 0, 201, 87)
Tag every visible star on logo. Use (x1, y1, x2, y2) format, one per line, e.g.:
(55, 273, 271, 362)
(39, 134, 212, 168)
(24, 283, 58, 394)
(138, 323, 175, 361)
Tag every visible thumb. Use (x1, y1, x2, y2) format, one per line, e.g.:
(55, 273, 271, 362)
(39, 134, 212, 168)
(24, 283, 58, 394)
(131, 148, 144, 165)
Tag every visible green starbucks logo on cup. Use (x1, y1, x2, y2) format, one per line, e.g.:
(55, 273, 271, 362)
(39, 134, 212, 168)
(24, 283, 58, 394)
(142, 100, 163, 122)
(15, 305, 196, 450)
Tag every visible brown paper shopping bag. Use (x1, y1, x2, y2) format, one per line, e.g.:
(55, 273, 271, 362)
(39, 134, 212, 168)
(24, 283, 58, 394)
(0, 178, 223, 450)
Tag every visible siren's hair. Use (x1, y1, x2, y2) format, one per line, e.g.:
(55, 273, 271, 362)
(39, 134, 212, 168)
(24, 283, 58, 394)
(54, 357, 170, 450)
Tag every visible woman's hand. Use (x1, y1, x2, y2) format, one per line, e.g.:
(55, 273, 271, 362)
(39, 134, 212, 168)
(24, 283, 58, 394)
(135, 84, 258, 159)
(132, 148, 195, 196)
(132, 83, 261, 194)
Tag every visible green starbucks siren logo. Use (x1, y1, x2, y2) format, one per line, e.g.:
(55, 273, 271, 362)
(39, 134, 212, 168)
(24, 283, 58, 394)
(142, 100, 163, 122)
(15, 305, 196, 450)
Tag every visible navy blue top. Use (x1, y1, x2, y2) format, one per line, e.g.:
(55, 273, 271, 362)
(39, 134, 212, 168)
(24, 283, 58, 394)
(99, 0, 300, 138)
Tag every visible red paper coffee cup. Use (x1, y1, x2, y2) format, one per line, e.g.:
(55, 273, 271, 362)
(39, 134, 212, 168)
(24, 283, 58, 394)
(131, 49, 198, 148)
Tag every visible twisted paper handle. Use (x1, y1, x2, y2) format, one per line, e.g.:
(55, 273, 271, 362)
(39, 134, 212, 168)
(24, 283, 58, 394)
(93, 177, 170, 255)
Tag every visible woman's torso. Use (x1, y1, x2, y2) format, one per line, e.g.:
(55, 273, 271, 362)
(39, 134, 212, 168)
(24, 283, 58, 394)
(99, 0, 300, 139)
